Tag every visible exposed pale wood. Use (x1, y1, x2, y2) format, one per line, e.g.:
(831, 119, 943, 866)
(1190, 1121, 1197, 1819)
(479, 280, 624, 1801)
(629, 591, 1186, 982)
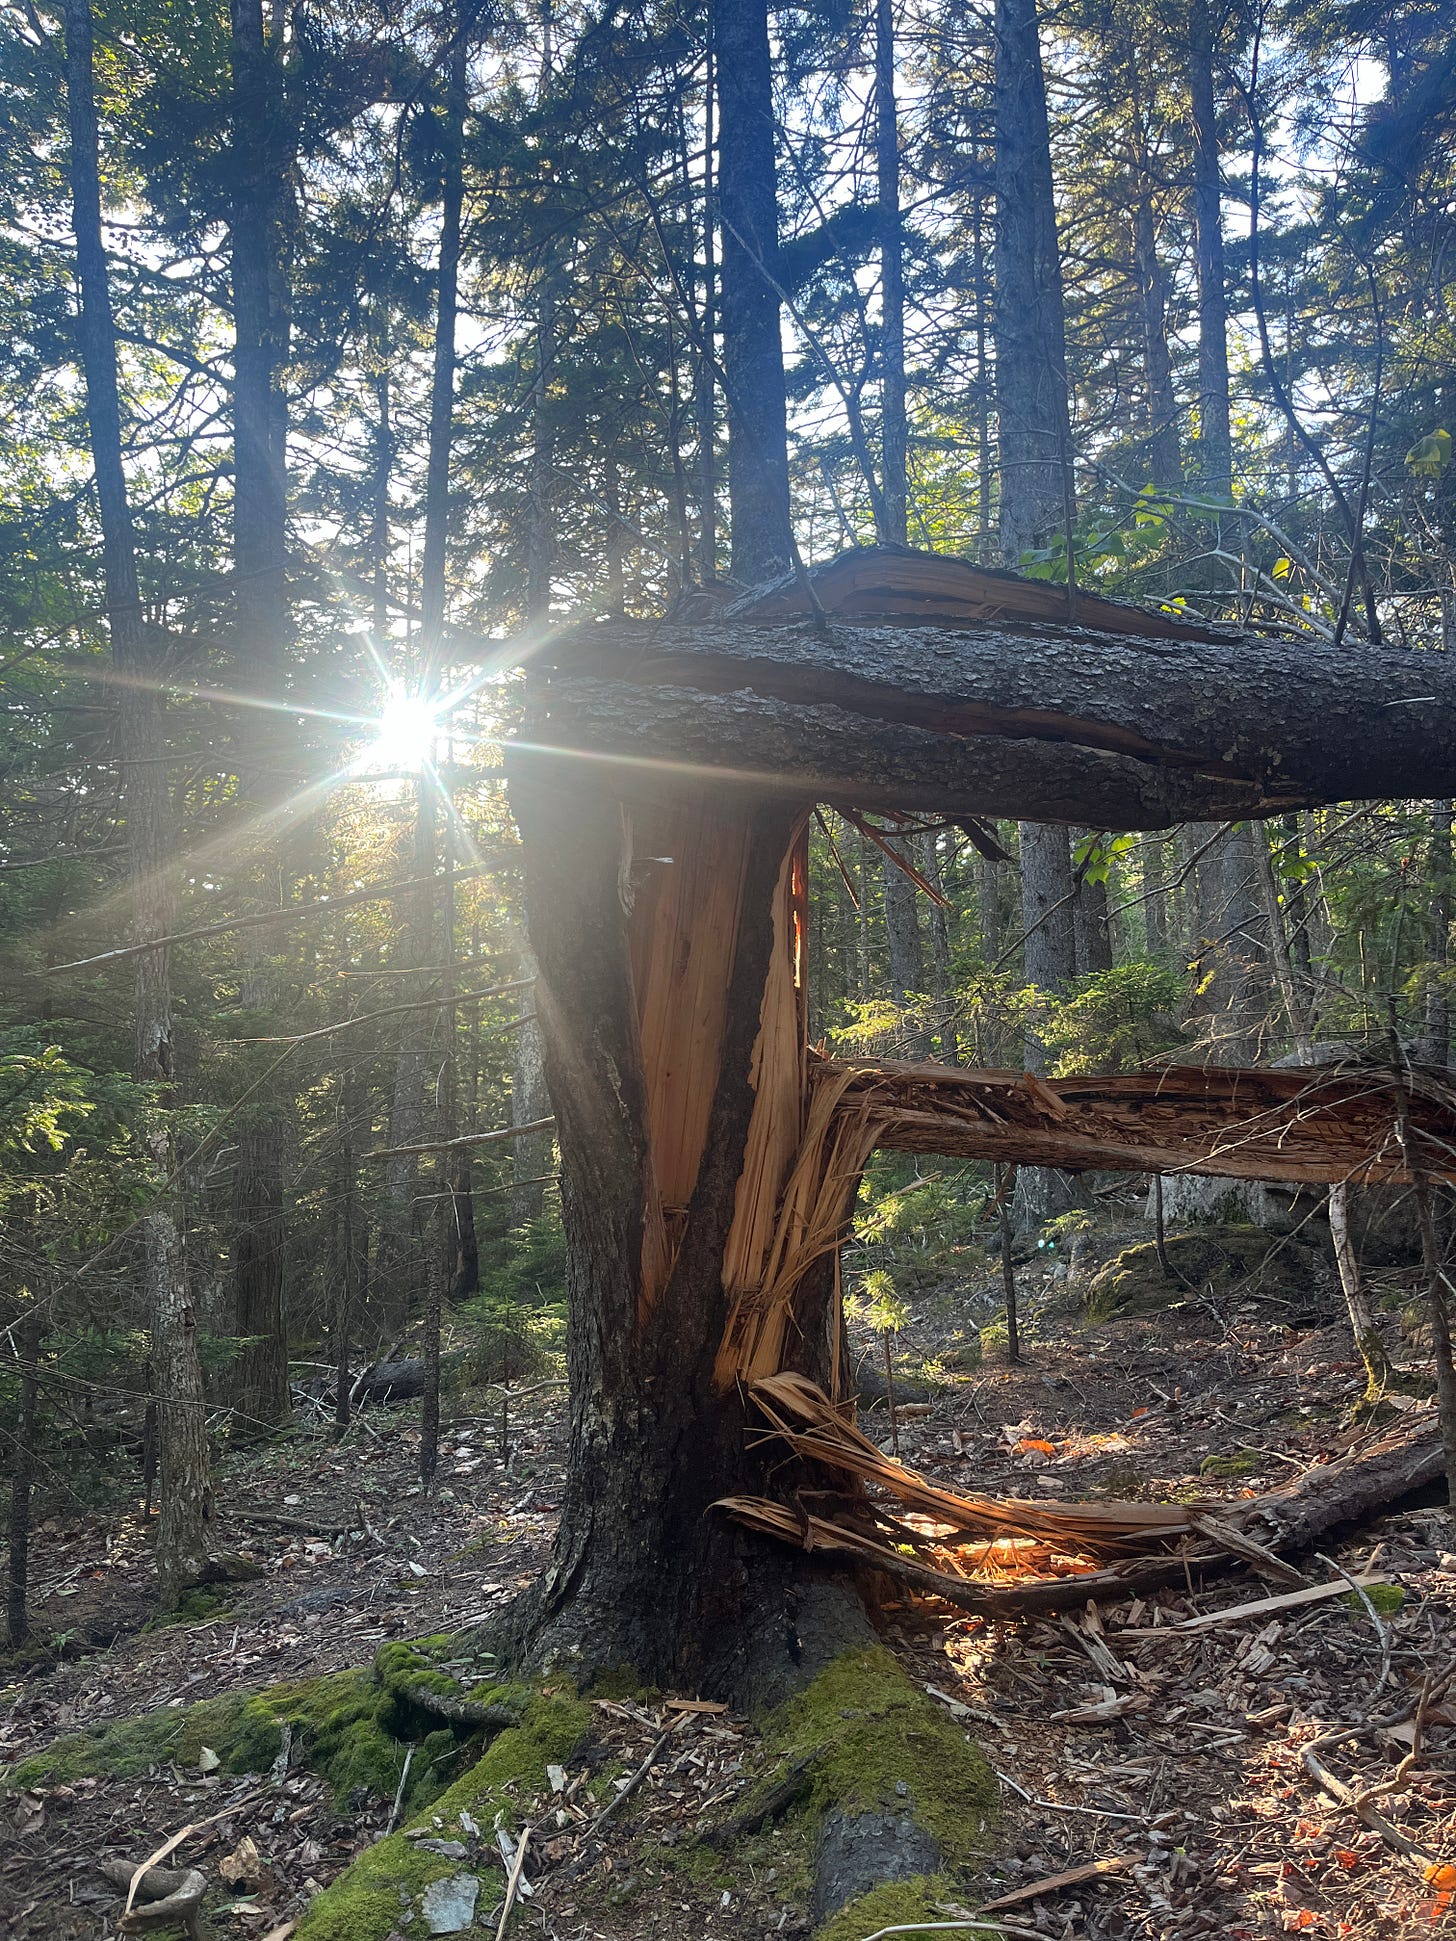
(820, 1055, 1456, 1186)
(1112, 1572, 1391, 1637)
(720, 1394, 1444, 1620)
(977, 1853, 1135, 1912)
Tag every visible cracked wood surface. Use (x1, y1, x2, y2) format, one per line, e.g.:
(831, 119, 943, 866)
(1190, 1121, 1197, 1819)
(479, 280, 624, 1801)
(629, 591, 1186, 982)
(526, 616, 1456, 824)
(821, 1056, 1456, 1185)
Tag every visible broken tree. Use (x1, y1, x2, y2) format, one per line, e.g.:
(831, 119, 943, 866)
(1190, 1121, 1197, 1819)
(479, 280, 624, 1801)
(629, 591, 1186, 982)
(502, 541, 1456, 1690)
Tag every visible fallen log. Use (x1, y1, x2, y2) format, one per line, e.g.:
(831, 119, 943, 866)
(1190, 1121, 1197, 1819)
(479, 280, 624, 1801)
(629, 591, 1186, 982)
(720, 1378, 1443, 1619)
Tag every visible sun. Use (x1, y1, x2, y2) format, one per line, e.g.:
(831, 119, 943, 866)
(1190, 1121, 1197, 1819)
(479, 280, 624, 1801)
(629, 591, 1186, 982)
(352, 690, 439, 777)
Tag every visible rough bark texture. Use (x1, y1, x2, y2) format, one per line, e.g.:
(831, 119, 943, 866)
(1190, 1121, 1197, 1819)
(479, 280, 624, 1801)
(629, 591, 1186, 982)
(5, 1308, 42, 1647)
(503, 759, 858, 1695)
(993, 0, 1072, 558)
(66, 0, 212, 1595)
(876, 0, 908, 545)
(228, 0, 293, 1430)
(1188, 13, 1232, 497)
(535, 616, 1456, 822)
(714, 0, 792, 583)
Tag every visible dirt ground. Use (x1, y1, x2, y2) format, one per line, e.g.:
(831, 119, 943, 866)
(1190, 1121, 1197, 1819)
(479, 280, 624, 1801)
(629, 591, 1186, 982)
(3, 1250, 1454, 1940)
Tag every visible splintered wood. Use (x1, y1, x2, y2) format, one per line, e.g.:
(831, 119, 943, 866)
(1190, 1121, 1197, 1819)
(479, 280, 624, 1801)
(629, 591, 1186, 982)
(817, 1055, 1456, 1187)
(718, 1376, 1448, 1619)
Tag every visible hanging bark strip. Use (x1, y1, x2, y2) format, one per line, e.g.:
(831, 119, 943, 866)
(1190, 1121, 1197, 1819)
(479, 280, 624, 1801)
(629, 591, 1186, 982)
(719, 1378, 1448, 1620)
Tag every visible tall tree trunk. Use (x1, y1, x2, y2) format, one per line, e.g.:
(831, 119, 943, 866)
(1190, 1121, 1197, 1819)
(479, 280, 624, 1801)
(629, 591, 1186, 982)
(66, 0, 212, 1596)
(882, 845, 926, 1056)
(1428, 800, 1452, 1069)
(1015, 823, 1080, 1223)
(994, 0, 1079, 1219)
(875, 0, 908, 545)
(993, 0, 1072, 561)
(1075, 869, 1113, 974)
(6, 1305, 43, 1647)
(1132, 190, 1181, 488)
(1143, 835, 1168, 957)
(1189, 10, 1232, 499)
(509, 947, 553, 1226)
(416, 34, 466, 1479)
(921, 833, 957, 1062)
(229, 0, 292, 1431)
(715, 0, 792, 583)
(695, 40, 719, 580)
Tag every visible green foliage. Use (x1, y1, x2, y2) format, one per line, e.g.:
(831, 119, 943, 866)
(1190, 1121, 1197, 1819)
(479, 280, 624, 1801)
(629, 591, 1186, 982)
(1039, 962, 1186, 1076)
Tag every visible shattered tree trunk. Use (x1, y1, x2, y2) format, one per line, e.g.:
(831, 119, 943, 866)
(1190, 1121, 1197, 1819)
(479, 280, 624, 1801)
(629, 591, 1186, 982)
(504, 761, 855, 1691)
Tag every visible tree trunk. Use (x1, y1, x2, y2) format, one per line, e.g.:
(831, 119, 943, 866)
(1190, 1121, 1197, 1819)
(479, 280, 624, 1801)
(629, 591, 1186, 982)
(1427, 800, 1452, 1069)
(875, 0, 908, 545)
(509, 950, 553, 1227)
(6, 1306, 43, 1648)
(695, 40, 719, 580)
(503, 765, 837, 1693)
(1189, 11, 1232, 498)
(993, 0, 1072, 561)
(1132, 189, 1181, 488)
(1329, 1183, 1392, 1398)
(1016, 821, 1079, 1225)
(66, 0, 212, 1595)
(715, 0, 792, 583)
(228, 0, 292, 1431)
(1075, 869, 1113, 974)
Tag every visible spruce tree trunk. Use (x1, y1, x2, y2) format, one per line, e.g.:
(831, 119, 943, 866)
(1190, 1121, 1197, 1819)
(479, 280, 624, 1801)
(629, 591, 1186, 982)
(66, 0, 212, 1595)
(6, 1306, 43, 1648)
(229, 0, 292, 1430)
(993, 0, 1080, 1215)
(875, 0, 908, 545)
(1132, 190, 1181, 488)
(715, 0, 792, 583)
(1427, 801, 1452, 1069)
(1188, 12, 1232, 498)
(992, 0, 1072, 561)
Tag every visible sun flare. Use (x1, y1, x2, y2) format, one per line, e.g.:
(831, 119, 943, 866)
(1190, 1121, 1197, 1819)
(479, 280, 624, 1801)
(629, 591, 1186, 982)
(353, 691, 439, 777)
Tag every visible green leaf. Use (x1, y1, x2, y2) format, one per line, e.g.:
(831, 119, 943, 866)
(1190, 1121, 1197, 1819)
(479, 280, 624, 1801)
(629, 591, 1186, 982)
(1406, 430, 1452, 478)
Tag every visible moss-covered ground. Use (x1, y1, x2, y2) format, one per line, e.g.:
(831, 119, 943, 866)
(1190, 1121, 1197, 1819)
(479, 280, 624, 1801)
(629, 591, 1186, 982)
(3, 1631, 509, 1820)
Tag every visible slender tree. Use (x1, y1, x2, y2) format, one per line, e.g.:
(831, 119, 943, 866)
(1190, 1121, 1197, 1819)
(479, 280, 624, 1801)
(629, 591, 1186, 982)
(714, 0, 792, 582)
(65, 0, 213, 1600)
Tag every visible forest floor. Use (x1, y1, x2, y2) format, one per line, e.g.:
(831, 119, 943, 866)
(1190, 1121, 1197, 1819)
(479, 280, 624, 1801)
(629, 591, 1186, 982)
(2, 1236, 1455, 1940)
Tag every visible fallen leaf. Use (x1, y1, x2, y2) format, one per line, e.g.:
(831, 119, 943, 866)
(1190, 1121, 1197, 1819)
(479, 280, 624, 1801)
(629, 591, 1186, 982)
(220, 1834, 262, 1886)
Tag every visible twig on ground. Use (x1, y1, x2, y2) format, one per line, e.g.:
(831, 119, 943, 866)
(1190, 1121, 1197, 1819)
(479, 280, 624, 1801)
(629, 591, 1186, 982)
(386, 1745, 414, 1835)
(494, 1827, 531, 1939)
(1315, 1549, 1394, 1713)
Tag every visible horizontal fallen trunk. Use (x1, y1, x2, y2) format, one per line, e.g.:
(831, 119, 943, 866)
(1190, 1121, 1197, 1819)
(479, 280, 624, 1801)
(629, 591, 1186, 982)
(722, 1376, 1443, 1619)
(526, 613, 1456, 825)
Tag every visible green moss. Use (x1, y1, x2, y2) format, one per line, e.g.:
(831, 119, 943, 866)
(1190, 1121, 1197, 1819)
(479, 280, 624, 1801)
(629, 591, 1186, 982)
(145, 1588, 231, 1629)
(295, 1688, 592, 1941)
(814, 1874, 960, 1941)
(291, 1829, 456, 1941)
(1085, 1227, 1316, 1321)
(1199, 1451, 1258, 1478)
(1345, 1582, 1405, 1616)
(6, 1690, 248, 1787)
(760, 1647, 996, 1871)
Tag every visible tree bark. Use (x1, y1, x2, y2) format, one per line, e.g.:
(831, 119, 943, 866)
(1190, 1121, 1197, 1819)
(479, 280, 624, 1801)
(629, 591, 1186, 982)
(1427, 800, 1452, 1069)
(66, 0, 212, 1596)
(6, 1306, 43, 1648)
(509, 949, 552, 1227)
(1016, 821, 1079, 1225)
(714, 0, 792, 583)
(502, 762, 849, 1694)
(993, 0, 1072, 560)
(228, 0, 293, 1431)
(539, 617, 1456, 825)
(1188, 10, 1232, 498)
(876, 0, 908, 545)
